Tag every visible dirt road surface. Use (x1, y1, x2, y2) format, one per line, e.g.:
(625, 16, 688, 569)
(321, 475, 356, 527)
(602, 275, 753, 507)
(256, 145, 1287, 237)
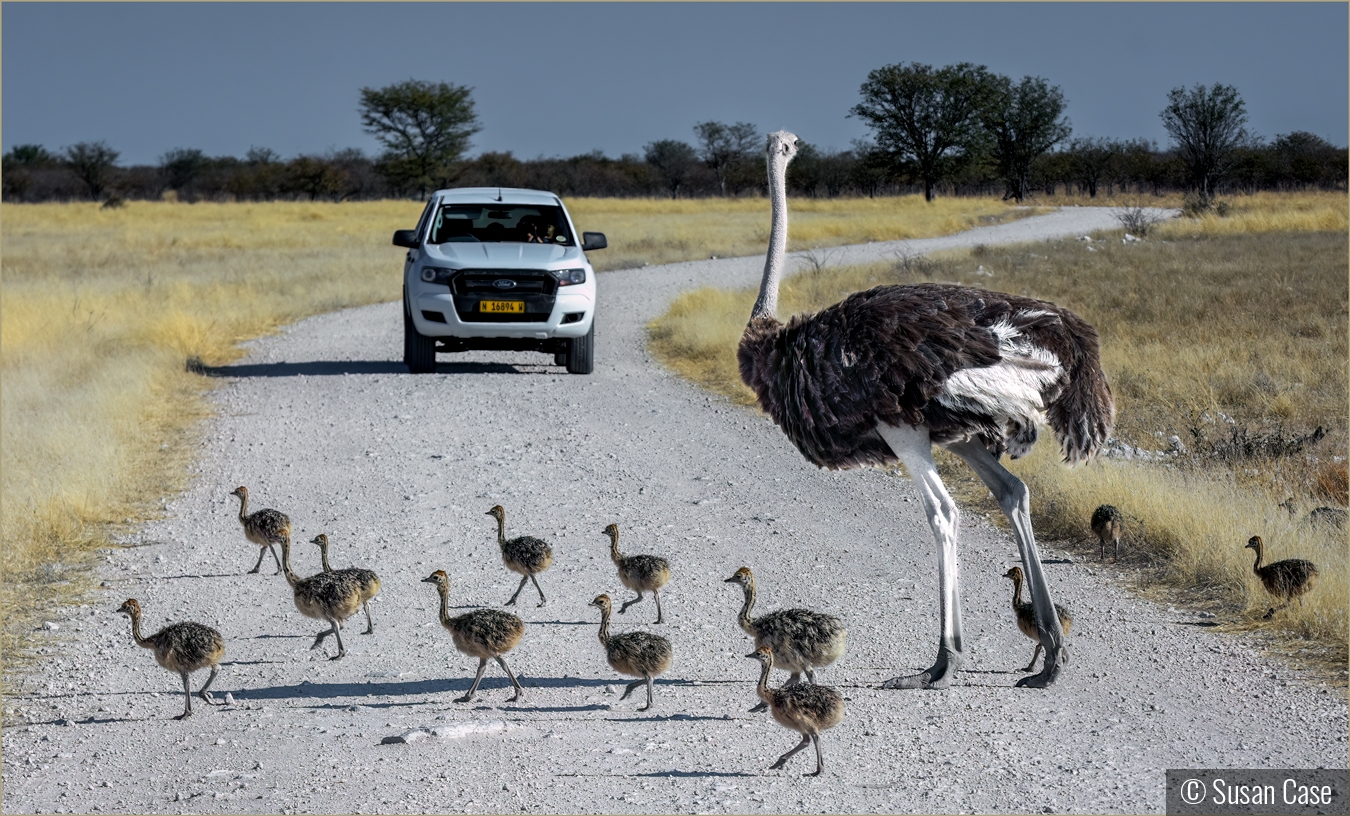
(4, 207, 1345, 814)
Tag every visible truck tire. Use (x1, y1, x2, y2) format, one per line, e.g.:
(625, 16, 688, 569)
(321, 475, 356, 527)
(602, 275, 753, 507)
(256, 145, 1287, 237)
(404, 296, 437, 374)
(565, 322, 594, 375)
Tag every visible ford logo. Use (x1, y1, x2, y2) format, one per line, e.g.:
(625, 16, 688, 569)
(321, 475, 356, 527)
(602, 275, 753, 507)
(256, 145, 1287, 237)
(492, 279, 517, 290)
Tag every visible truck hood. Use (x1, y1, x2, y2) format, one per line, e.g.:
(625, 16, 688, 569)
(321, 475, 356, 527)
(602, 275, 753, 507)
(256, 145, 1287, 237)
(424, 242, 577, 268)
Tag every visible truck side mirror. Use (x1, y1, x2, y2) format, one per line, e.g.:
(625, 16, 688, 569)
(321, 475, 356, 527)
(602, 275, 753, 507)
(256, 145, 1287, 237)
(581, 232, 607, 251)
(392, 229, 420, 248)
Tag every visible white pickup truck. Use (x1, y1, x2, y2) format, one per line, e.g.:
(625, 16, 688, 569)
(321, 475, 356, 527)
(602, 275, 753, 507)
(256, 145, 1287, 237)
(394, 187, 605, 374)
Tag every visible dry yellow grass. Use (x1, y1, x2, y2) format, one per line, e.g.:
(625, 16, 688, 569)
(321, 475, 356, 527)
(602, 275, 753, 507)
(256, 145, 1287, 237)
(648, 202, 1347, 666)
(567, 195, 1034, 271)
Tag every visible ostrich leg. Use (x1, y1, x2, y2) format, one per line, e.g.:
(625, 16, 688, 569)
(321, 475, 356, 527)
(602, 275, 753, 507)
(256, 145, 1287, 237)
(945, 437, 1066, 688)
(876, 422, 965, 689)
(459, 657, 490, 703)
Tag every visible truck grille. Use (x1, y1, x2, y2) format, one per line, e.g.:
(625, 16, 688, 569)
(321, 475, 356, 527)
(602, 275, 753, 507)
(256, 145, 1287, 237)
(450, 269, 556, 323)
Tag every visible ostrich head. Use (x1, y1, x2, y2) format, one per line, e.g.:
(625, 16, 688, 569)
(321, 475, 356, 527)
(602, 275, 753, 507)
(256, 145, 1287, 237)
(723, 566, 755, 587)
(230, 486, 248, 501)
(1245, 535, 1263, 551)
(486, 505, 506, 521)
(590, 593, 612, 612)
(421, 569, 450, 588)
(601, 523, 619, 540)
(310, 534, 329, 547)
(746, 645, 775, 667)
(1003, 566, 1025, 582)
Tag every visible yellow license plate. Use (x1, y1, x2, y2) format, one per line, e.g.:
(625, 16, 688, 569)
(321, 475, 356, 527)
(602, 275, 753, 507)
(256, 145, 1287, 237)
(479, 300, 524, 314)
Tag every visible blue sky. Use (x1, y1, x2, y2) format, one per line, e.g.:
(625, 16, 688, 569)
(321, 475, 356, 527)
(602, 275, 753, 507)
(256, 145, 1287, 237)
(3, 2, 1346, 166)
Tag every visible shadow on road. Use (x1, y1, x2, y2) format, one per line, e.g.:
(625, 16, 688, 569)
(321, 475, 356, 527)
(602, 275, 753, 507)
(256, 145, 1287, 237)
(201, 360, 564, 378)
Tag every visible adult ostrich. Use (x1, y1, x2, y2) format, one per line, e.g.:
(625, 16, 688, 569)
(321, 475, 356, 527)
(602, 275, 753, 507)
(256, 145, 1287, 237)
(738, 131, 1114, 689)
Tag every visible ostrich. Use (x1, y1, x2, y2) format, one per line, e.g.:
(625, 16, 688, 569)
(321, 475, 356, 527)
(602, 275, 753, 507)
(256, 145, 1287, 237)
(310, 534, 381, 634)
(1091, 504, 1124, 562)
(229, 486, 288, 575)
(422, 570, 526, 703)
(1245, 536, 1318, 619)
(1002, 566, 1073, 672)
(589, 594, 673, 712)
(737, 131, 1114, 689)
(603, 523, 671, 624)
(485, 505, 554, 607)
(117, 599, 224, 720)
(746, 646, 844, 777)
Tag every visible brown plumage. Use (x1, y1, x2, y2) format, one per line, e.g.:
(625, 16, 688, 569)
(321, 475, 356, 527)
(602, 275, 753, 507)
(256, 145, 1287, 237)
(422, 570, 526, 703)
(486, 505, 554, 607)
(1091, 504, 1124, 561)
(725, 566, 845, 711)
(117, 599, 224, 720)
(1246, 536, 1319, 619)
(276, 532, 363, 660)
(747, 646, 844, 777)
(603, 523, 671, 624)
(311, 534, 381, 634)
(229, 486, 288, 575)
(1003, 567, 1073, 672)
(590, 594, 673, 712)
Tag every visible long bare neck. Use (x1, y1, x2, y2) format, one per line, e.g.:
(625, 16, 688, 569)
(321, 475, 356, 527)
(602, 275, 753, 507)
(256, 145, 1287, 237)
(1251, 543, 1264, 573)
(596, 608, 611, 647)
(737, 580, 757, 634)
(318, 541, 333, 572)
(236, 493, 248, 522)
(494, 515, 508, 548)
(1010, 573, 1026, 608)
(127, 612, 151, 648)
(755, 659, 774, 705)
(608, 534, 622, 564)
(278, 539, 300, 588)
(435, 584, 454, 628)
(751, 151, 790, 321)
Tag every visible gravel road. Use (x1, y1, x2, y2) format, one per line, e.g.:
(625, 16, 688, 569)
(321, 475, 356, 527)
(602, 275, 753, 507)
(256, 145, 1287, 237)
(4, 206, 1345, 814)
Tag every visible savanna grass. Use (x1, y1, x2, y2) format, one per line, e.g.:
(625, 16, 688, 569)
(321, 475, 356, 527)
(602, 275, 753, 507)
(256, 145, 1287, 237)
(648, 216, 1348, 667)
(0, 195, 1020, 679)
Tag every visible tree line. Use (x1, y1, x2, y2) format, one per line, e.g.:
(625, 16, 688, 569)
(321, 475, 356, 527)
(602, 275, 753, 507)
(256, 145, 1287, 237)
(3, 71, 1344, 206)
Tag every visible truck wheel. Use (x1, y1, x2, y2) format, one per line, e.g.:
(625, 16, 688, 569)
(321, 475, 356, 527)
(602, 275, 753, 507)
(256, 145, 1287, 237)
(554, 352, 567, 366)
(565, 322, 594, 375)
(404, 298, 436, 373)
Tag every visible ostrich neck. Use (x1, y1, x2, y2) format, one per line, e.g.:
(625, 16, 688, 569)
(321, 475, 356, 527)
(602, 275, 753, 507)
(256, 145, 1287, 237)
(236, 493, 248, 522)
(596, 608, 611, 648)
(1251, 545, 1264, 573)
(1010, 574, 1025, 608)
(608, 535, 622, 565)
(755, 659, 774, 705)
(278, 539, 300, 589)
(494, 515, 507, 548)
(737, 581, 757, 634)
(319, 544, 333, 572)
(128, 612, 150, 648)
(435, 584, 454, 628)
(751, 154, 790, 321)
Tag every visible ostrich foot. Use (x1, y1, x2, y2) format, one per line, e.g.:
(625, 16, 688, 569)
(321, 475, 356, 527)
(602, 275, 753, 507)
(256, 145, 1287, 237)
(881, 647, 962, 690)
(199, 691, 221, 706)
(363, 625, 375, 635)
(247, 566, 261, 574)
(749, 701, 768, 713)
(174, 710, 193, 720)
(454, 693, 475, 703)
(1015, 645, 1067, 688)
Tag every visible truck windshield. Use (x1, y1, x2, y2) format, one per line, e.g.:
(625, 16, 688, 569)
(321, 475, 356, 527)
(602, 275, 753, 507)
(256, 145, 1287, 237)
(428, 204, 574, 245)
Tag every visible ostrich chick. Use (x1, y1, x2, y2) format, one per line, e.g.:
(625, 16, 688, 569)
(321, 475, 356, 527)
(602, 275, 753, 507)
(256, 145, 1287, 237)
(1003, 566, 1073, 672)
(422, 570, 526, 703)
(1246, 536, 1318, 619)
(229, 486, 289, 574)
(486, 505, 554, 607)
(590, 594, 672, 711)
(277, 532, 363, 659)
(311, 534, 381, 634)
(603, 523, 671, 624)
(117, 599, 224, 720)
(724, 566, 845, 712)
(1090, 504, 1123, 561)
(747, 646, 844, 777)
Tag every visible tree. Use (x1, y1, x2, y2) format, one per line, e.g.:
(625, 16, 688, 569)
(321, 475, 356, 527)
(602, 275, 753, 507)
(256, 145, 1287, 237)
(693, 121, 759, 196)
(850, 62, 995, 201)
(644, 139, 698, 199)
(1067, 137, 1120, 198)
(1272, 131, 1338, 188)
(159, 147, 207, 198)
(64, 141, 120, 199)
(5, 144, 57, 168)
(1160, 82, 1248, 205)
(981, 75, 1071, 202)
(359, 79, 480, 198)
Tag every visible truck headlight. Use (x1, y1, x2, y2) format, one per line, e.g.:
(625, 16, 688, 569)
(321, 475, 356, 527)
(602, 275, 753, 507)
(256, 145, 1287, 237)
(420, 267, 455, 285)
(549, 268, 586, 286)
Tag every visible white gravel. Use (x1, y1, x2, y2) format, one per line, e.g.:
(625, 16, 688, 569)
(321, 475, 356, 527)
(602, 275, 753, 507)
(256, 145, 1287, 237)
(4, 206, 1344, 814)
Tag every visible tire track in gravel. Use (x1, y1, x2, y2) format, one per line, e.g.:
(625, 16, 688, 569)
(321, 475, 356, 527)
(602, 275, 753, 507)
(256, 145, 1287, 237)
(3, 207, 1344, 814)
